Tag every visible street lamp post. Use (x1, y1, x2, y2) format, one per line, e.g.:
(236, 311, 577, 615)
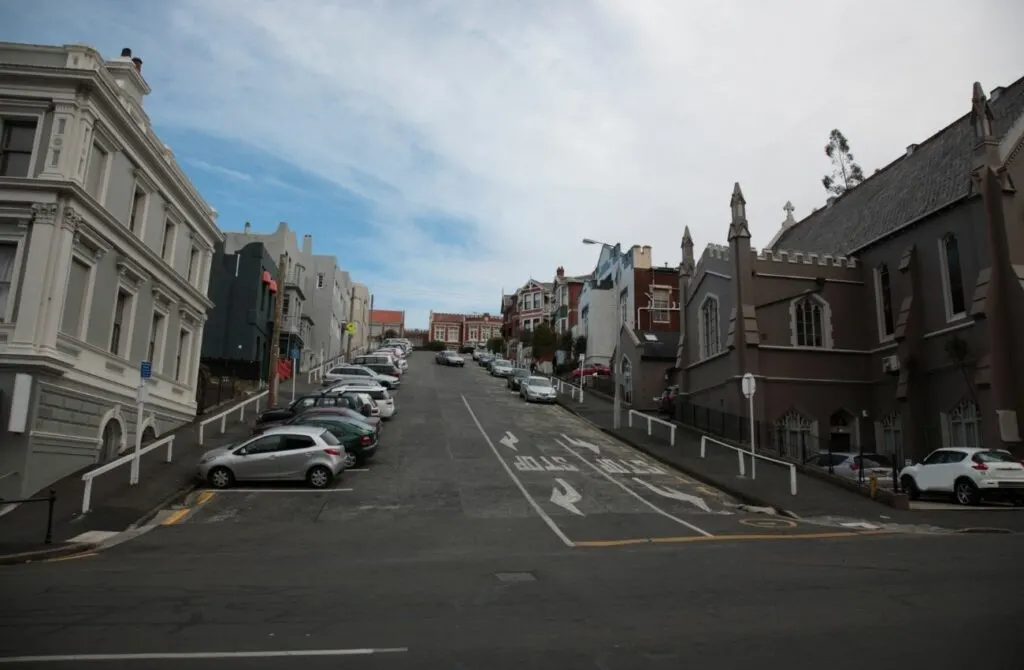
(582, 238, 622, 429)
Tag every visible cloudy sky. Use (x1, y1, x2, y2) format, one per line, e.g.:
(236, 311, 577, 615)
(4, 0, 1022, 328)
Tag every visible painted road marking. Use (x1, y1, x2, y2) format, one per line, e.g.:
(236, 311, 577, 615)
(594, 457, 667, 476)
(550, 478, 584, 516)
(0, 648, 410, 663)
(573, 530, 890, 547)
(196, 488, 354, 494)
(739, 517, 797, 529)
(513, 455, 579, 473)
(196, 490, 216, 505)
(556, 438, 713, 538)
(43, 552, 98, 563)
(161, 508, 191, 525)
(562, 434, 600, 454)
(462, 395, 574, 548)
(632, 478, 711, 513)
(499, 432, 519, 451)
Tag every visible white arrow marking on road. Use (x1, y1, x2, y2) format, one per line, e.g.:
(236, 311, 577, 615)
(498, 432, 518, 451)
(839, 521, 880, 530)
(631, 478, 712, 513)
(561, 434, 600, 454)
(550, 478, 584, 516)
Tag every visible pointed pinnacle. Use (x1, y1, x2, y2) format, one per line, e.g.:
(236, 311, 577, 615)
(731, 182, 745, 205)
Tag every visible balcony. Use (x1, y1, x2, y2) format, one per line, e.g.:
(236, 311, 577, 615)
(283, 271, 306, 299)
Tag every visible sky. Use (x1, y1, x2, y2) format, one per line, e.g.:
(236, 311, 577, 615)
(4, 0, 1023, 329)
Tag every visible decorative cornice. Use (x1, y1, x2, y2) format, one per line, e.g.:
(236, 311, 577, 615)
(61, 206, 83, 233)
(151, 283, 175, 307)
(67, 207, 111, 261)
(132, 166, 159, 193)
(31, 202, 59, 225)
(161, 199, 183, 221)
(116, 255, 149, 287)
(178, 304, 205, 327)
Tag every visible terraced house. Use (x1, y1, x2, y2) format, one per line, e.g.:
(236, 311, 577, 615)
(674, 78, 1024, 463)
(0, 44, 220, 498)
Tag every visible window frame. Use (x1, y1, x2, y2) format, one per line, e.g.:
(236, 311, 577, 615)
(128, 168, 157, 238)
(698, 293, 721, 359)
(937, 233, 968, 323)
(0, 110, 43, 178)
(108, 258, 147, 359)
(84, 123, 117, 205)
(0, 223, 29, 325)
(59, 249, 99, 340)
(789, 293, 834, 349)
(175, 326, 194, 383)
(147, 303, 169, 374)
(874, 264, 896, 341)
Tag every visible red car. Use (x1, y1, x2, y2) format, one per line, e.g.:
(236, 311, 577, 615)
(569, 364, 610, 379)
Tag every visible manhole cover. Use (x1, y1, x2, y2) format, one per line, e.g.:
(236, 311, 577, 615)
(495, 571, 536, 582)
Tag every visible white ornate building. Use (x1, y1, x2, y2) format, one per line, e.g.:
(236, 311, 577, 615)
(0, 43, 220, 497)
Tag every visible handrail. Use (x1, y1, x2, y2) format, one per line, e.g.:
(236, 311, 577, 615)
(198, 390, 269, 445)
(550, 377, 583, 402)
(308, 354, 345, 383)
(628, 409, 676, 447)
(80, 435, 176, 514)
(699, 435, 797, 496)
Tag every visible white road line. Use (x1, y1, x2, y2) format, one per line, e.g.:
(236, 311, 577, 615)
(555, 439, 713, 537)
(461, 395, 574, 548)
(199, 488, 354, 494)
(0, 647, 408, 663)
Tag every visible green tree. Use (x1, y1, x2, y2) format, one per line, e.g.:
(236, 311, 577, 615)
(382, 328, 398, 339)
(486, 337, 505, 354)
(425, 340, 446, 351)
(559, 330, 574, 353)
(822, 129, 866, 197)
(531, 323, 557, 359)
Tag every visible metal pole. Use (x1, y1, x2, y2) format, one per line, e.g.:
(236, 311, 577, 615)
(45, 489, 55, 544)
(291, 351, 298, 403)
(345, 286, 356, 361)
(131, 383, 144, 485)
(268, 252, 288, 407)
(749, 391, 757, 480)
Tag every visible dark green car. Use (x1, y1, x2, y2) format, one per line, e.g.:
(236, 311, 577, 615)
(295, 413, 379, 468)
(507, 368, 530, 391)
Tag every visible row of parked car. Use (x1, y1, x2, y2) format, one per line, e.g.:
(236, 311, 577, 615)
(196, 338, 415, 490)
(467, 349, 558, 403)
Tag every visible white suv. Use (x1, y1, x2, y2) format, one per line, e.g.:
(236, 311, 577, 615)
(899, 447, 1024, 505)
(323, 365, 398, 389)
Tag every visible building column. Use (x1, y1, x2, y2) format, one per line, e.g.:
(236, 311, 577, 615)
(39, 100, 83, 182)
(190, 320, 206, 390)
(10, 202, 75, 355)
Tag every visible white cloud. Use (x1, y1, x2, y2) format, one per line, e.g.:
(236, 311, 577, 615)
(59, 1, 1024, 325)
(183, 158, 253, 182)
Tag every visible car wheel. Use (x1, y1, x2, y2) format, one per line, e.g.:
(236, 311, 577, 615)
(954, 477, 979, 506)
(900, 475, 920, 500)
(342, 452, 358, 469)
(207, 466, 234, 489)
(306, 465, 333, 489)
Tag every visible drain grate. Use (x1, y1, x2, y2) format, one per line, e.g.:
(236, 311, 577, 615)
(495, 571, 536, 582)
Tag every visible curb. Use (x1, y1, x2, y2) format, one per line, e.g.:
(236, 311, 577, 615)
(129, 481, 199, 530)
(0, 541, 101, 566)
(555, 400, 791, 516)
(954, 527, 1014, 534)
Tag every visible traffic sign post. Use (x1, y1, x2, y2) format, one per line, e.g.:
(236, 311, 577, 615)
(741, 372, 757, 480)
(132, 361, 153, 485)
(577, 353, 585, 403)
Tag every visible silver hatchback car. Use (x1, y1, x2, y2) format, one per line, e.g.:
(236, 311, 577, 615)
(197, 425, 347, 489)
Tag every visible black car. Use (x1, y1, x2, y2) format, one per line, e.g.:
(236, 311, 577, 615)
(256, 392, 373, 426)
(507, 368, 530, 391)
(291, 412, 379, 467)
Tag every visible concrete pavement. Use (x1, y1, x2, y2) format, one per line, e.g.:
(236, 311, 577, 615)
(0, 352, 1018, 668)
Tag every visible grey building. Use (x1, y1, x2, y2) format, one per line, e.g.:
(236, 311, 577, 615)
(201, 240, 279, 379)
(0, 43, 220, 498)
(672, 78, 1024, 462)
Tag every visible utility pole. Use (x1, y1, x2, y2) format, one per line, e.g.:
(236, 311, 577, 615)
(268, 252, 289, 407)
(345, 286, 356, 361)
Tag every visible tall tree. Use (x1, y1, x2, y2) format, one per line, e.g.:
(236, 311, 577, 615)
(531, 323, 557, 359)
(821, 129, 865, 197)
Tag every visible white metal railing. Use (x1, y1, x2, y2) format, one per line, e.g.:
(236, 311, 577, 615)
(550, 377, 583, 402)
(700, 435, 798, 496)
(80, 435, 175, 514)
(628, 409, 677, 447)
(198, 390, 269, 445)
(308, 354, 344, 383)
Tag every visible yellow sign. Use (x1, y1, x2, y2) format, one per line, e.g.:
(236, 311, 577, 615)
(344, 322, 357, 334)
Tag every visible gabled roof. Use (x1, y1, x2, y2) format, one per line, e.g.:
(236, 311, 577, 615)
(773, 77, 1024, 255)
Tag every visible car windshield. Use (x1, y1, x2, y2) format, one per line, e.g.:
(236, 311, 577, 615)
(515, 369, 529, 377)
(528, 377, 551, 387)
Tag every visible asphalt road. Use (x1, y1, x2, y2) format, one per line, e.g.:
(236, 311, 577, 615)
(0, 352, 1019, 668)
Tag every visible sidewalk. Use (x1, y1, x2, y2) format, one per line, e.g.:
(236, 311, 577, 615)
(556, 391, 913, 522)
(0, 381, 321, 563)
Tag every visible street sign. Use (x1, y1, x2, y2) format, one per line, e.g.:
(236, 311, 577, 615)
(291, 348, 300, 360)
(741, 372, 756, 398)
(140, 361, 152, 379)
(345, 322, 357, 334)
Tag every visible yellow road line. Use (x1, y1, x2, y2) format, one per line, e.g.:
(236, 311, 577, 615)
(43, 551, 98, 563)
(161, 508, 191, 525)
(573, 530, 892, 547)
(196, 491, 216, 506)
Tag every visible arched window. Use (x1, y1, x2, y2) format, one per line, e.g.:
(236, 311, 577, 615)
(773, 409, 814, 461)
(790, 295, 832, 348)
(698, 294, 720, 359)
(940, 233, 967, 319)
(946, 398, 980, 448)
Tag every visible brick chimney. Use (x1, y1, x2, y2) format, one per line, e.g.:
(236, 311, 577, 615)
(556, 266, 564, 279)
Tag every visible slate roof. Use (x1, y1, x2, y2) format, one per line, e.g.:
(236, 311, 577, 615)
(636, 331, 680, 361)
(774, 77, 1024, 255)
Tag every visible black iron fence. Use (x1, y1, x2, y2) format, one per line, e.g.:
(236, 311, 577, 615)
(0, 489, 56, 545)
